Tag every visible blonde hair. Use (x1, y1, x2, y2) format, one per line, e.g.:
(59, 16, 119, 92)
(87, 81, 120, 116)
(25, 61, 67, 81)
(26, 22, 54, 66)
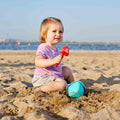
(40, 17, 64, 43)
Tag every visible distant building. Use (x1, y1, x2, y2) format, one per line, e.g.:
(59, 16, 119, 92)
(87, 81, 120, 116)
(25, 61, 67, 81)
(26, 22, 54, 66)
(0, 39, 4, 42)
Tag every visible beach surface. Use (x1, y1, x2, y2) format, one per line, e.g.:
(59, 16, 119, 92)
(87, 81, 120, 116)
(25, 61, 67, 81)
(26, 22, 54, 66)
(0, 50, 120, 120)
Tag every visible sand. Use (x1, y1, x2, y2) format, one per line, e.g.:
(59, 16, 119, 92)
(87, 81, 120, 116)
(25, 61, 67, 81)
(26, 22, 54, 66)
(0, 50, 120, 120)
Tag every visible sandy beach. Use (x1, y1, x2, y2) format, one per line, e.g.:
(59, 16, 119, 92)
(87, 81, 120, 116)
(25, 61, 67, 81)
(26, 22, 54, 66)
(0, 50, 120, 120)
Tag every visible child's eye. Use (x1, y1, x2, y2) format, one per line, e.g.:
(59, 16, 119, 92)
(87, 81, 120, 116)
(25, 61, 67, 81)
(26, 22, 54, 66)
(53, 30, 56, 32)
(59, 31, 63, 33)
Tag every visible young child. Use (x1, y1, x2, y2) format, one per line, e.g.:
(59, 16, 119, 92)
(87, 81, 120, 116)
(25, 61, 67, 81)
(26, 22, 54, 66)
(32, 17, 74, 92)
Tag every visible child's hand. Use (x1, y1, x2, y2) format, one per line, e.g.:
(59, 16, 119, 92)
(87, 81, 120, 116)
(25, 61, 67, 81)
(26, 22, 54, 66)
(53, 55, 62, 64)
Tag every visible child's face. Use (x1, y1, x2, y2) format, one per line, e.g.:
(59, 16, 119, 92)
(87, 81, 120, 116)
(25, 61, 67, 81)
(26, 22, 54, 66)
(45, 23, 63, 47)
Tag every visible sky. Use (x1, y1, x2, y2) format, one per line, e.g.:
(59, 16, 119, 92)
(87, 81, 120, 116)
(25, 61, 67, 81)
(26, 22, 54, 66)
(0, 0, 120, 43)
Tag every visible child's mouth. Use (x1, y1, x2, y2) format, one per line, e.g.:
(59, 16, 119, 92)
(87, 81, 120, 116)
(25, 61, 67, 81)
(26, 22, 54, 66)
(55, 38, 60, 40)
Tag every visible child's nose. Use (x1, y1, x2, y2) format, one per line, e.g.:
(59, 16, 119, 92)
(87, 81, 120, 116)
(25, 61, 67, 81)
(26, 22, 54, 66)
(56, 32, 60, 36)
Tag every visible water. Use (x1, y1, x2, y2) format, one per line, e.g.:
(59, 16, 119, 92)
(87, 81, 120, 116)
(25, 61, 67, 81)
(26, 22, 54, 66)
(0, 43, 120, 50)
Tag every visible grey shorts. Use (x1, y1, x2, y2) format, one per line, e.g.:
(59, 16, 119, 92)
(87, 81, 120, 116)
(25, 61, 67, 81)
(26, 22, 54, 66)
(32, 75, 58, 87)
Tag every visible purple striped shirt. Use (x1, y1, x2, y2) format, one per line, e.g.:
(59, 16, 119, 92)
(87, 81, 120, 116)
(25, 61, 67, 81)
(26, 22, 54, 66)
(33, 43, 64, 79)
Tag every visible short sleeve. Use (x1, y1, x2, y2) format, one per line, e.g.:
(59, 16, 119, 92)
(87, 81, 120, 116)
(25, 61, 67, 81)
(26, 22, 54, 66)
(36, 44, 47, 58)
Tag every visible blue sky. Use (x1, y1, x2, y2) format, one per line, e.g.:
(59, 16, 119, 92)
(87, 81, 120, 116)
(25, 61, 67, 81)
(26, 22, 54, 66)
(0, 0, 120, 43)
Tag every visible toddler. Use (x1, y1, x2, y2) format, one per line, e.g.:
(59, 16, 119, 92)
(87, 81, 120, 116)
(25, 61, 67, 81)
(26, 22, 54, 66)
(32, 17, 74, 92)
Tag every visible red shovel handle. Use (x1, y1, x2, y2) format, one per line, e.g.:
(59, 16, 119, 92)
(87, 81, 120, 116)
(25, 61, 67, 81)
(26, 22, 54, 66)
(55, 46, 69, 67)
(55, 63, 59, 67)
(55, 55, 63, 67)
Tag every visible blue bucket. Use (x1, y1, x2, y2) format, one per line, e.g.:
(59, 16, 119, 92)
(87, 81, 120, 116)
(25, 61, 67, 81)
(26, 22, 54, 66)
(66, 81, 87, 98)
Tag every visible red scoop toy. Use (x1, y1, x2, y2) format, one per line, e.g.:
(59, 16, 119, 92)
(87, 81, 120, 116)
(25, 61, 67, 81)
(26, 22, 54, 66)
(56, 46, 69, 67)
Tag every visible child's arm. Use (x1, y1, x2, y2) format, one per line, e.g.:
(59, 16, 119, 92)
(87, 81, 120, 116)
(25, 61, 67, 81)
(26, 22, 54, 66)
(35, 55, 62, 68)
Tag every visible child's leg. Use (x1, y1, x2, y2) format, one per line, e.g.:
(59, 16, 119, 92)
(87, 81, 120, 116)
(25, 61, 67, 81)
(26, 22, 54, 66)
(35, 78, 67, 93)
(62, 66, 74, 84)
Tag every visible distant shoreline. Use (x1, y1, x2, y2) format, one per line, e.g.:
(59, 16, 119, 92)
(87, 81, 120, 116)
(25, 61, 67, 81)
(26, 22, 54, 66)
(60, 42, 120, 45)
(0, 42, 120, 45)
